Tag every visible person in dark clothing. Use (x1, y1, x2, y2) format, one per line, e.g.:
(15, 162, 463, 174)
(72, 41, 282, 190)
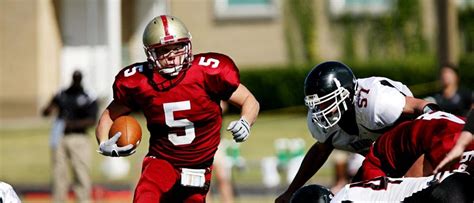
(42, 70, 98, 203)
(431, 64, 473, 116)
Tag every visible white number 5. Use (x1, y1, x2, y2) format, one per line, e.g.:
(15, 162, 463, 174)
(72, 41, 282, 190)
(164, 101, 195, 145)
(124, 65, 143, 77)
(199, 57, 220, 68)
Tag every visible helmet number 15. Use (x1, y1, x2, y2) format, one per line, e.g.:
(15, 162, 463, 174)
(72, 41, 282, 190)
(164, 101, 196, 145)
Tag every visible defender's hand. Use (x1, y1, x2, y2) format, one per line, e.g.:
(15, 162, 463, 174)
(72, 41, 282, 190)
(98, 132, 135, 157)
(227, 117, 251, 142)
(433, 145, 463, 174)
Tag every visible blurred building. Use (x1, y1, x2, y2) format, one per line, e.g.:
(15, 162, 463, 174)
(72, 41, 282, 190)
(0, 0, 468, 120)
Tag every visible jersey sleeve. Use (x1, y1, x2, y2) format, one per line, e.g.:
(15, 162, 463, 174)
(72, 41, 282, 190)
(388, 79, 413, 97)
(112, 69, 140, 110)
(200, 53, 240, 100)
(368, 82, 407, 129)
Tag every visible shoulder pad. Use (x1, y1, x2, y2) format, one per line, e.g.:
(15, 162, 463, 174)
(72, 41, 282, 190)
(194, 52, 237, 74)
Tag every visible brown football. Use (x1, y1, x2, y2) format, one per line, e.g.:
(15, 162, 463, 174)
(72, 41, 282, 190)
(109, 115, 142, 149)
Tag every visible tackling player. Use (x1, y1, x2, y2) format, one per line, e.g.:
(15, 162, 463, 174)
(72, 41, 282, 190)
(354, 110, 474, 181)
(434, 109, 474, 173)
(95, 15, 259, 203)
(290, 110, 474, 203)
(290, 171, 473, 203)
(276, 61, 437, 203)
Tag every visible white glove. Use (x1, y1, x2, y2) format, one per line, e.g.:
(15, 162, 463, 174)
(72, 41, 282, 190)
(98, 132, 136, 157)
(227, 117, 251, 142)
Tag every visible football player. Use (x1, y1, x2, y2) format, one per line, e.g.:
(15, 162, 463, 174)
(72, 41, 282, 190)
(290, 171, 473, 203)
(434, 109, 473, 173)
(95, 15, 259, 203)
(0, 182, 21, 203)
(353, 110, 474, 181)
(291, 110, 474, 203)
(276, 61, 438, 203)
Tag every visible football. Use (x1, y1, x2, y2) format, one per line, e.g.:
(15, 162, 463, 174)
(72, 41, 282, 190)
(109, 115, 142, 149)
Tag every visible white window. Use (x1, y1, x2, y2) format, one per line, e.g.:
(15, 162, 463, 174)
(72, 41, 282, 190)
(214, 0, 280, 20)
(329, 0, 395, 17)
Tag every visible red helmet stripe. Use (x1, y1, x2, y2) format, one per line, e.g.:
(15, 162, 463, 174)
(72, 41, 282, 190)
(160, 15, 170, 36)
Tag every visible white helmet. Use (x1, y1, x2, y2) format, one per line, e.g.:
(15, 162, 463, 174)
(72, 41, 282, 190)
(143, 15, 193, 76)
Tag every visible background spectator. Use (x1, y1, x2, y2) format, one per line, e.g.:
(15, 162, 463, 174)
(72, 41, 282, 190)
(428, 64, 473, 116)
(42, 70, 98, 203)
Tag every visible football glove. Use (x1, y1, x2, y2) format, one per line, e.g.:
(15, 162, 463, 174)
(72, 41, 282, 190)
(422, 103, 441, 114)
(227, 117, 251, 142)
(98, 132, 136, 157)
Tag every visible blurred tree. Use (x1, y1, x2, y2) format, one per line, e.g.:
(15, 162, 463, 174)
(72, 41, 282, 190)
(436, 0, 460, 67)
(459, 3, 474, 55)
(334, 0, 429, 61)
(284, 0, 316, 65)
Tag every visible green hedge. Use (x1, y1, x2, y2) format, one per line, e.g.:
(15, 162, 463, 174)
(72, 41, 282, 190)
(459, 54, 474, 89)
(237, 56, 473, 112)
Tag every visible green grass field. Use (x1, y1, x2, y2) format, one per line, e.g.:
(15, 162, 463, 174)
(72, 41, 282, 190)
(0, 108, 336, 202)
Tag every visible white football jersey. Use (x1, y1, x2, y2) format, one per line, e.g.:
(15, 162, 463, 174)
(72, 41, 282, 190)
(331, 172, 460, 202)
(308, 77, 413, 154)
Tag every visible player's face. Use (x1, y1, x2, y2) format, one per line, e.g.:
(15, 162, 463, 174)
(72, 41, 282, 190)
(305, 88, 349, 129)
(440, 67, 458, 87)
(314, 98, 340, 124)
(154, 43, 187, 69)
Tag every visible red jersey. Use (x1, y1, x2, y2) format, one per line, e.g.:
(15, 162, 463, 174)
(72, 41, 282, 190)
(113, 52, 240, 167)
(357, 111, 474, 181)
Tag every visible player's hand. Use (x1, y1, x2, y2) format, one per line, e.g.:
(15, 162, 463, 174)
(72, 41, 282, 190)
(433, 145, 464, 174)
(98, 132, 136, 157)
(422, 103, 441, 114)
(275, 191, 293, 203)
(227, 117, 251, 142)
(433, 130, 473, 174)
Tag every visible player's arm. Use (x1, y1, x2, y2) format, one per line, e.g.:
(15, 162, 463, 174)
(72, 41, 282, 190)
(96, 100, 132, 144)
(434, 109, 474, 173)
(227, 84, 259, 125)
(226, 84, 260, 142)
(403, 96, 440, 115)
(41, 96, 58, 117)
(95, 100, 135, 157)
(275, 141, 334, 203)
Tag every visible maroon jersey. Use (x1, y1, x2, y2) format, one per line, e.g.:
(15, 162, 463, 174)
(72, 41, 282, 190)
(357, 111, 474, 181)
(113, 52, 240, 167)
